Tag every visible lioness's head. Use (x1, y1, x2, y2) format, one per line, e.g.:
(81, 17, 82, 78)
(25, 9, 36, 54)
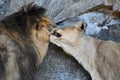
(50, 22, 84, 54)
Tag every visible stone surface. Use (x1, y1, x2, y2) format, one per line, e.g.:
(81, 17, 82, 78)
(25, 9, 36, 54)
(35, 43, 91, 80)
(113, 0, 120, 11)
(57, 11, 120, 42)
(0, 0, 10, 19)
(37, 0, 104, 23)
(37, 0, 120, 23)
(0, 0, 35, 19)
(5, 0, 35, 16)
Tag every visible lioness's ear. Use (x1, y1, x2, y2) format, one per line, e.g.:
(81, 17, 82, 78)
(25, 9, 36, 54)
(75, 22, 84, 30)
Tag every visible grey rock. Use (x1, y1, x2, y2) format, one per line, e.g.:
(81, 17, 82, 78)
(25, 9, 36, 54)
(98, 24, 120, 42)
(113, 0, 120, 11)
(5, 0, 35, 16)
(38, 0, 104, 23)
(35, 43, 91, 80)
(0, 0, 10, 19)
(57, 11, 120, 42)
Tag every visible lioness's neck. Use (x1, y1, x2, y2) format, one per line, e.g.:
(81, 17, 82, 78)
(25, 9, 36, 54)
(73, 32, 101, 63)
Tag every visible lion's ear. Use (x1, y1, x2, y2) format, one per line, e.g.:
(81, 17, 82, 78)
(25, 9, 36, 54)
(75, 22, 84, 30)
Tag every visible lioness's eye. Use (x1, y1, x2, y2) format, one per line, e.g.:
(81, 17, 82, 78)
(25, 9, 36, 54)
(52, 30, 62, 37)
(36, 23, 39, 31)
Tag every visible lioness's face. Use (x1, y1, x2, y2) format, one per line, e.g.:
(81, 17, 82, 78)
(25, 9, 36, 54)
(50, 27, 78, 45)
(50, 22, 83, 47)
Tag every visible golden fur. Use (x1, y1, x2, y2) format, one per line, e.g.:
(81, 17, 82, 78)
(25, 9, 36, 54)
(50, 22, 120, 80)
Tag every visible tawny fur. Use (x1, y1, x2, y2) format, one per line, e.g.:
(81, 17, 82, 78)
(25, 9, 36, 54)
(50, 22, 120, 80)
(0, 3, 55, 80)
(81, 4, 120, 19)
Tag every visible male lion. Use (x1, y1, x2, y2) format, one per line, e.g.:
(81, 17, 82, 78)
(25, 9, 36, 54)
(50, 22, 120, 80)
(0, 3, 55, 80)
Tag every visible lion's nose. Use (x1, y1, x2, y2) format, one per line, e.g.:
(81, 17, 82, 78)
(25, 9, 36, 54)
(52, 30, 62, 37)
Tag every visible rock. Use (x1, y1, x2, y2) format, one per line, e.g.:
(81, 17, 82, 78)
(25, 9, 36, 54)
(37, 0, 120, 23)
(35, 43, 91, 80)
(0, 0, 36, 19)
(57, 11, 120, 42)
(5, 0, 35, 16)
(0, 0, 10, 19)
(37, 0, 104, 23)
(113, 0, 120, 11)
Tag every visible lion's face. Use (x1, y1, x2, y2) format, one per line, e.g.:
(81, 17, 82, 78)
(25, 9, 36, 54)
(31, 16, 56, 62)
(32, 17, 51, 42)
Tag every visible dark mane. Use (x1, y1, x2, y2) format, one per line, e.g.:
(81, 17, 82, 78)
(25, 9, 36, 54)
(0, 4, 46, 42)
(0, 3, 48, 80)
(0, 3, 46, 37)
(20, 3, 46, 19)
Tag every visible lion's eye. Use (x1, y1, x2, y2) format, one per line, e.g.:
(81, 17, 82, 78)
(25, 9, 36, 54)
(52, 30, 62, 37)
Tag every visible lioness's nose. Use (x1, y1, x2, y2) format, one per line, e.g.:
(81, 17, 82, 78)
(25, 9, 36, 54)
(52, 30, 62, 37)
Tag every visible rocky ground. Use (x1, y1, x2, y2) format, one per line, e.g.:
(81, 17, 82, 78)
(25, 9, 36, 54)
(0, 0, 120, 80)
(35, 43, 91, 80)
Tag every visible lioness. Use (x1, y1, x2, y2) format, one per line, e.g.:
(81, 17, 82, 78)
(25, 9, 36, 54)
(50, 22, 120, 80)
